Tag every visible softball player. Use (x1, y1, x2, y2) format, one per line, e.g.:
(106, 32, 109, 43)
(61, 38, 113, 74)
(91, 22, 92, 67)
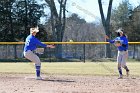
(23, 27, 55, 80)
(105, 29, 129, 79)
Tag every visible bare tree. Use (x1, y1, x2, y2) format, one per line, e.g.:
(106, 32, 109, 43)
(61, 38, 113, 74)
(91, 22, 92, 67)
(98, 0, 113, 58)
(45, 0, 67, 58)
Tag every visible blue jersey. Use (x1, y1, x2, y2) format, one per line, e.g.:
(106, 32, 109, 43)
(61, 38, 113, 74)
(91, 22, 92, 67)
(107, 36, 128, 51)
(24, 35, 46, 52)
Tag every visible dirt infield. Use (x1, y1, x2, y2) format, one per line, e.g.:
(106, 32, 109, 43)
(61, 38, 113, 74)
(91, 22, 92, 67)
(0, 73, 140, 93)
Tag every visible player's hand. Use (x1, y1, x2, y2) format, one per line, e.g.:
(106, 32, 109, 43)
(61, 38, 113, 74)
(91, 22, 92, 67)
(47, 45, 55, 48)
(105, 35, 109, 39)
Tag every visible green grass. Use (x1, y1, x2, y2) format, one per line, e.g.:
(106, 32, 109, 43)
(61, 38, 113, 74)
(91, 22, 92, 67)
(0, 62, 140, 76)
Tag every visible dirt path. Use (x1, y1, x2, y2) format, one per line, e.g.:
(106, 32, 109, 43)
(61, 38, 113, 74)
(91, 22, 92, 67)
(0, 74, 140, 93)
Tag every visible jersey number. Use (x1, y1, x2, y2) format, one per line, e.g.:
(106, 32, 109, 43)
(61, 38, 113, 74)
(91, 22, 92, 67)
(26, 40, 30, 45)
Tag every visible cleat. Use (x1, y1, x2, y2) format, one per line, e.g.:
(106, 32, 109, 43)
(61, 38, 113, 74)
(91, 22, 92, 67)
(118, 75, 123, 79)
(36, 76, 42, 80)
(126, 70, 129, 77)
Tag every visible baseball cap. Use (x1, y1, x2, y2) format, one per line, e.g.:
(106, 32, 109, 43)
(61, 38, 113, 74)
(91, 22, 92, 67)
(115, 28, 123, 33)
(30, 27, 39, 33)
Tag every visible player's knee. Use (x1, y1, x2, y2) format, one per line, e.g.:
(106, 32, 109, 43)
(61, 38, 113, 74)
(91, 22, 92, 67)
(118, 63, 121, 67)
(121, 64, 126, 68)
(35, 57, 41, 66)
(123, 65, 129, 71)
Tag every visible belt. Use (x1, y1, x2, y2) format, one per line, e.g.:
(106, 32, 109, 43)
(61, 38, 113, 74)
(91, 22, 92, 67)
(25, 50, 33, 52)
(119, 50, 127, 52)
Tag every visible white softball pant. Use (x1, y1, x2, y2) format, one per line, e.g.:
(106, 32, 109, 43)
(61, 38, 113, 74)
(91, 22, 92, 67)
(23, 50, 41, 66)
(117, 51, 128, 67)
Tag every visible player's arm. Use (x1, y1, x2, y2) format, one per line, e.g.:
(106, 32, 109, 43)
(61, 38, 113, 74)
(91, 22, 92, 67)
(105, 35, 115, 44)
(35, 39, 46, 47)
(47, 44, 55, 48)
(35, 38, 55, 48)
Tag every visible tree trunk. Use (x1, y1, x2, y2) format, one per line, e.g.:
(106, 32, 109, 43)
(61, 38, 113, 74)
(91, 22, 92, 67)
(45, 0, 67, 59)
(24, 0, 28, 41)
(104, 23, 111, 58)
(9, 6, 14, 41)
(98, 0, 113, 58)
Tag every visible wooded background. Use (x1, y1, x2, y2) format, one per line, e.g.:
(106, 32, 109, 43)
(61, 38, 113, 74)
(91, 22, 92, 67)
(0, 0, 140, 60)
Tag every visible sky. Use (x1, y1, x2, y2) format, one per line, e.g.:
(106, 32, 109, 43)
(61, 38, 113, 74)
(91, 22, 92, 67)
(39, 0, 140, 23)
(66, 0, 140, 23)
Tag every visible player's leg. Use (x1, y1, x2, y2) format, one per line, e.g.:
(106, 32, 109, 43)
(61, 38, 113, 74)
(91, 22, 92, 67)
(122, 51, 129, 77)
(24, 50, 42, 80)
(118, 63, 123, 79)
(124, 65, 129, 77)
(117, 51, 123, 79)
(34, 57, 42, 80)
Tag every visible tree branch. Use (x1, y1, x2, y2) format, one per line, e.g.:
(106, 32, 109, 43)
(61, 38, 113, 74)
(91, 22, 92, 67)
(106, 0, 113, 24)
(98, 0, 106, 26)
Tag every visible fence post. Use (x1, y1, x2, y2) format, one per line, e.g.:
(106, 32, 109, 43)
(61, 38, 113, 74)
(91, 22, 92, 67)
(14, 45, 17, 59)
(83, 44, 85, 63)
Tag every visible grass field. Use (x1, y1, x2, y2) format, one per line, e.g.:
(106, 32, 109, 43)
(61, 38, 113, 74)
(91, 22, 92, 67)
(0, 62, 140, 76)
(1, 62, 140, 93)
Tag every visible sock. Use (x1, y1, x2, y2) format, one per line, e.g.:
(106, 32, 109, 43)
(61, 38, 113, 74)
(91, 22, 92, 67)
(124, 66, 129, 72)
(35, 65, 41, 77)
(118, 67, 122, 76)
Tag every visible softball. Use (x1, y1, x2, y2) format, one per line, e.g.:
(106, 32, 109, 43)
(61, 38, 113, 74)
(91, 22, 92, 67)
(69, 39, 73, 42)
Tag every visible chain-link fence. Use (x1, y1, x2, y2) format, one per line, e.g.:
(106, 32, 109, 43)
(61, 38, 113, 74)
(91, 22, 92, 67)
(0, 42, 140, 62)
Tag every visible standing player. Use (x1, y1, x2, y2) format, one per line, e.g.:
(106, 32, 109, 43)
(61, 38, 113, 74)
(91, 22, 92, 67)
(23, 26, 55, 80)
(105, 28, 130, 79)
